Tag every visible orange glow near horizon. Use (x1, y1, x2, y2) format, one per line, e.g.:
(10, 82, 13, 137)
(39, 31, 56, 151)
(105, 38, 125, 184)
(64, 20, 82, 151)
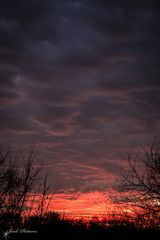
(27, 191, 129, 219)
(49, 191, 109, 218)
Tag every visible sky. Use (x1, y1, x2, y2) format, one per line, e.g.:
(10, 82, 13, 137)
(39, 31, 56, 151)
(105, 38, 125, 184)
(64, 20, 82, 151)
(0, 0, 160, 216)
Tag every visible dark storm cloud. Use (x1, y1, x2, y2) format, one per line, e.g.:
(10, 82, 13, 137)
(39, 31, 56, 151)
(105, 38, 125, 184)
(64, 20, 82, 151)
(0, 101, 39, 132)
(0, 65, 13, 84)
(0, 0, 160, 193)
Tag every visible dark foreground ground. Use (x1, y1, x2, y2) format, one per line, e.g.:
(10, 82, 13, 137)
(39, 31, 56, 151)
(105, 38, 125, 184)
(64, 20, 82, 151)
(0, 212, 160, 240)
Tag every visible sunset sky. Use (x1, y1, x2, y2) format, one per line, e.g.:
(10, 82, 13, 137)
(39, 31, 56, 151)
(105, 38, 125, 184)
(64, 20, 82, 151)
(0, 0, 160, 217)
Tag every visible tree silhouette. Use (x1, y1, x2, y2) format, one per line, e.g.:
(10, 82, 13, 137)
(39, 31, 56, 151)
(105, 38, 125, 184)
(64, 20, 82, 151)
(0, 144, 50, 221)
(120, 137, 160, 225)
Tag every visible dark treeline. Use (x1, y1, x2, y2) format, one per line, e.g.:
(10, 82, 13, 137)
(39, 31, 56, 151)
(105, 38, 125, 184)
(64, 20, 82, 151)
(0, 140, 160, 240)
(0, 211, 160, 240)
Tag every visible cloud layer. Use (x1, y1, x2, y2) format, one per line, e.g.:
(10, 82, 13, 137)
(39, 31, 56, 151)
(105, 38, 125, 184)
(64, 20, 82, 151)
(0, 0, 160, 194)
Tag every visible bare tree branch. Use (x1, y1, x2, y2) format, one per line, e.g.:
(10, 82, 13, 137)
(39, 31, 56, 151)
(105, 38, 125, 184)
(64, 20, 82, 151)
(119, 137, 160, 225)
